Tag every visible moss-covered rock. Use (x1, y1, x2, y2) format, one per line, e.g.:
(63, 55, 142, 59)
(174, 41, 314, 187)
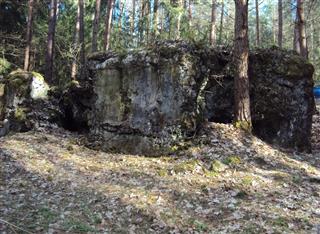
(0, 58, 11, 76)
(204, 47, 315, 152)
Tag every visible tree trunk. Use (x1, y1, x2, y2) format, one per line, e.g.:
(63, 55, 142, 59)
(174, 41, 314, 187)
(277, 0, 282, 47)
(296, 0, 308, 58)
(153, 0, 158, 38)
(210, 0, 216, 46)
(176, 0, 182, 39)
(218, 0, 224, 45)
(92, 0, 101, 52)
(255, 0, 260, 47)
(294, 15, 300, 53)
(188, 0, 192, 27)
(131, 0, 135, 34)
(139, 0, 146, 44)
(233, 0, 252, 131)
(24, 0, 34, 71)
(71, 0, 85, 80)
(45, 0, 58, 83)
(104, 0, 115, 51)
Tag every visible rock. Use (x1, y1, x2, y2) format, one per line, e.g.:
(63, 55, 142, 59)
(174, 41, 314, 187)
(0, 58, 11, 76)
(204, 48, 315, 152)
(1, 70, 60, 134)
(30, 72, 49, 100)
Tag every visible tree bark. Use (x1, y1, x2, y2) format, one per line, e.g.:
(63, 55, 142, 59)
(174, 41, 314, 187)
(188, 0, 192, 27)
(92, 0, 101, 52)
(45, 0, 58, 83)
(210, 0, 216, 46)
(233, 0, 252, 131)
(296, 0, 308, 58)
(131, 0, 136, 34)
(24, 0, 34, 71)
(153, 0, 159, 37)
(277, 0, 282, 47)
(218, 0, 224, 45)
(255, 0, 260, 47)
(294, 15, 300, 53)
(104, 0, 115, 51)
(71, 0, 85, 80)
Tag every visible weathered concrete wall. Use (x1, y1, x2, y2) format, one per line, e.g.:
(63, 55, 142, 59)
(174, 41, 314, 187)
(81, 42, 204, 154)
(79, 43, 314, 154)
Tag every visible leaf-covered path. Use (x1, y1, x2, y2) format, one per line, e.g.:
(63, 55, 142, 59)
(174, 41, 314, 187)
(0, 105, 320, 233)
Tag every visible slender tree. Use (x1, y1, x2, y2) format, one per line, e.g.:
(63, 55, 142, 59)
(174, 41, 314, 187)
(293, 15, 300, 53)
(153, 0, 159, 37)
(278, 0, 283, 47)
(71, 0, 85, 80)
(296, 0, 308, 58)
(131, 0, 136, 34)
(218, 0, 224, 44)
(188, 0, 192, 27)
(24, 0, 34, 71)
(104, 0, 115, 51)
(92, 0, 101, 52)
(45, 0, 58, 83)
(255, 0, 260, 47)
(210, 0, 217, 46)
(233, 0, 252, 131)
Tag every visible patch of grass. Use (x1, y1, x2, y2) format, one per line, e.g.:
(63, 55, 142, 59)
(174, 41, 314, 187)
(63, 218, 96, 233)
(158, 168, 168, 177)
(193, 219, 208, 232)
(37, 207, 58, 230)
(241, 175, 254, 186)
(14, 108, 27, 121)
(223, 155, 242, 167)
(242, 223, 263, 233)
(205, 170, 219, 177)
(210, 159, 227, 173)
(173, 159, 201, 174)
(273, 217, 289, 228)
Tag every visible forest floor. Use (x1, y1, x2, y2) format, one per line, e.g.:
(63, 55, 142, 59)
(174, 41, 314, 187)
(0, 104, 320, 233)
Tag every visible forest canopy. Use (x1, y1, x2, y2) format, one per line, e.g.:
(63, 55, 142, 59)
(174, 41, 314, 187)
(0, 0, 319, 84)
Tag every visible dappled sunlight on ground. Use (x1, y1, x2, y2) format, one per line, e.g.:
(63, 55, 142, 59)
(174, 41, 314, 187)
(0, 105, 320, 233)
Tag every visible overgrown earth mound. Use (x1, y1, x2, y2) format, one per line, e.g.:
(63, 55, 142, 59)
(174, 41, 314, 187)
(0, 104, 319, 233)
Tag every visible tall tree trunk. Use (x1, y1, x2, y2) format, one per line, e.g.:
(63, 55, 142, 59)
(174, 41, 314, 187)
(210, 0, 216, 46)
(131, 0, 136, 34)
(24, 0, 34, 71)
(310, 18, 314, 61)
(233, 0, 252, 131)
(71, 0, 85, 80)
(139, 0, 146, 44)
(296, 0, 308, 58)
(176, 0, 182, 39)
(145, 0, 150, 43)
(45, 0, 58, 83)
(104, 0, 115, 51)
(188, 0, 192, 27)
(92, 0, 101, 52)
(153, 0, 159, 38)
(277, 0, 283, 47)
(255, 0, 260, 47)
(218, 0, 224, 44)
(294, 15, 300, 53)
